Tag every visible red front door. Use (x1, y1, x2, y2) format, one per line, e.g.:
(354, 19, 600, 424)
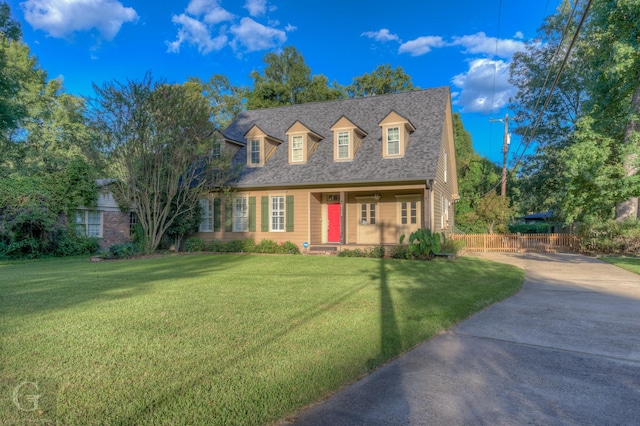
(327, 203, 341, 243)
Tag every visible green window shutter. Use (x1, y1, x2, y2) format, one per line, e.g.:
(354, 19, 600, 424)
(225, 199, 233, 232)
(213, 198, 221, 232)
(261, 196, 269, 232)
(286, 195, 294, 232)
(248, 197, 256, 232)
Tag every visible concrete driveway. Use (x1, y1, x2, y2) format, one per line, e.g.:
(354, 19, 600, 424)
(283, 253, 640, 425)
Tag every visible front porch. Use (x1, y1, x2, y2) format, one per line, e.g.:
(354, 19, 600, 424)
(308, 186, 430, 247)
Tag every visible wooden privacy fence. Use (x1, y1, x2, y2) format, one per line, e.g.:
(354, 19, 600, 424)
(451, 233, 581, 253)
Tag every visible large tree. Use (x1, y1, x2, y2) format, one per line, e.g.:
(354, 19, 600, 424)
(91, 74, 225, 253)
(246, 46, 342, 109)
(581, 0, 640, 220)
(185, 74, 246, 129)
(509, 0, 640, 223)
(346, 64, 415, 98)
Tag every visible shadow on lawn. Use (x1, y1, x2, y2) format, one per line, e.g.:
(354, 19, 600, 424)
(0, 254, 251, 315)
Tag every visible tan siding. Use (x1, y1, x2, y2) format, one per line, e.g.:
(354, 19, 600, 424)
(310, 193, 322, 244)
(346, 194, 357, 244)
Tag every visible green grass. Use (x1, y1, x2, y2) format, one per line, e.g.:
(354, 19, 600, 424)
(1, 254, 524, 425)
(600, 256, 640, 274)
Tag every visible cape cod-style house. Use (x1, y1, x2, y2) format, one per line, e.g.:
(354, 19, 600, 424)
(192, 87, 459, 251)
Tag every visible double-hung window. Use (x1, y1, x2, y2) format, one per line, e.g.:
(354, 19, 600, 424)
(291, 136, 303, 163)
(76, 210, 102, 237)
(199, 199, 213, 232)
(387, 127, 400, 156)
(337, 132, 350, 159)
(270, 196, 285, 231)
(233, 197, 248, 232)
(250, 140, 261, 165)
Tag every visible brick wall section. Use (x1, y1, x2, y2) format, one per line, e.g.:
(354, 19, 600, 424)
(101, 211, 131, 249)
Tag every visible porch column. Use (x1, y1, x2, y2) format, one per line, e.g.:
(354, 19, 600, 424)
(340, 191, 346, 245)
(423, 186, 431, 231)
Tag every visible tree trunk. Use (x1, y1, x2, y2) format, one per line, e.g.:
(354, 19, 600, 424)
(615, 86, 640, 221)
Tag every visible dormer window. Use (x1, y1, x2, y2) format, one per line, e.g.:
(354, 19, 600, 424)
(379, 111, 416, 159)
(386, 127, 400, 156)
(285, 120, 322, 165)
(244, 125, 282, 167)
(291, 136, 303, 162)
(330, 116, 367, 162)
(337, 132, 350, 159)
(250, 140, 261, 165)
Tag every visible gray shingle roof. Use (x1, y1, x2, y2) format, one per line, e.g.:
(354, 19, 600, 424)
(223, 87, 450, 188)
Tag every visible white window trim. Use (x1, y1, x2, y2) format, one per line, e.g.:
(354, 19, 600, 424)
(444, 152, 448, 183)
(291, 135, 304, 163)
(233, 197, 248, 232)
(270, 195, 285, 232)
(386, 127, 400, 156)
(250, 139, 261, 165)
(337, 131, 350, 160)
(199, 198, 213, 232)
(76, 209, 103, 238)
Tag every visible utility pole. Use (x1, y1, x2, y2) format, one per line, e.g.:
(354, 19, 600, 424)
(489, 114, 511, 199)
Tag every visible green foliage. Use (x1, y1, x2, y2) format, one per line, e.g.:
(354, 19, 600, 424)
(185, 237, 206, 252)
(247, 46, 343, 109)
(406, 228, 441, 260)
(389, 245, 409, 259)
(452, 113, 505, 233)
(252, 239, 300, 254)
(206, 238, 255, 253)
(253, 239, 281, 253)
(508, 223, 556, 234)
(440, 237, 466, 255)
(106, 242, 139, 259)
(185, 74, 246, 129)
(338, 246, 385, 258)
(579, 218, 640, 254)
(346, 64, 415, 97)
(91, 73, 224, 254)
(54, 232, 100, 257)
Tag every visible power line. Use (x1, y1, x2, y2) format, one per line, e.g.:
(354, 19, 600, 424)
(480, 0, 592, 202)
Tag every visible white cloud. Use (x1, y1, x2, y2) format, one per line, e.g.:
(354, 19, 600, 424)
(514, 31, 524, 39)
(398, 36, 445, 56)
(451, 32, 525, 58)
(230, 17, 286, 52)
(21, 0, 138, 40)
(361, 28, 400, 43)
(166, 14, 227, 54)
(451, 58, 514, 113)
(244, 0, 272, 17)
(168, 0, 286, 55)
(184, 0, 234, 24)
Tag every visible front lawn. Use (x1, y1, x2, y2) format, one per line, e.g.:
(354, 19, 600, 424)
(1, 254, 523, 425)
(600, 256, 640, 274)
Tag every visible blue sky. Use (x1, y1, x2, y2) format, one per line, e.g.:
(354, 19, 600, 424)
(8, 0, 556, 164)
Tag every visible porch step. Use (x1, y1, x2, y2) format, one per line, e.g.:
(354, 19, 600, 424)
(306, 246, 338, 256)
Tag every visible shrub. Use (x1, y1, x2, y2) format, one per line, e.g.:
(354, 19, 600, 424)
(206, 240, 225, 252)
(368, 245, 386, 258)
(338, 248, 366, 257)
(389, 245, 408, 259)
(107, 242, 139, 259)
(54, 232, 100, 257)
(254, 239, 281, 253)
(281, 241, 300, 255)
(402, 228, 441, 260)
(440, 238, 466, 254)
(185, 237, 206, 252)
(579, 218, 640, 254)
